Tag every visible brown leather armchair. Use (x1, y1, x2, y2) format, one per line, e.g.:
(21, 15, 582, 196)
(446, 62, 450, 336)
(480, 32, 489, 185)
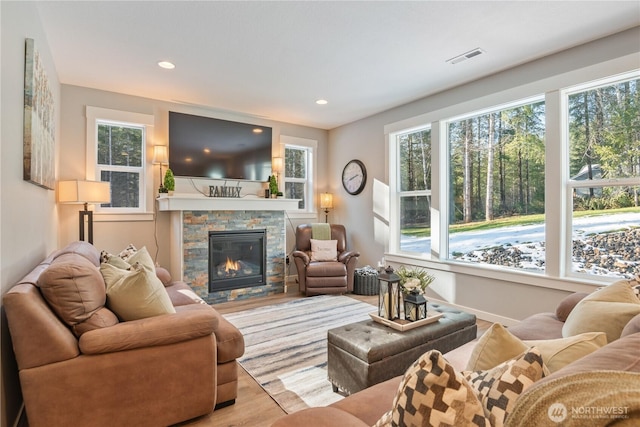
(292, 224, 360, 296)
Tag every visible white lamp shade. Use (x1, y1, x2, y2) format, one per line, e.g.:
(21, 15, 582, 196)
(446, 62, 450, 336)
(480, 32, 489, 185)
(58, 180, 111, 204)
(272, 156, 283, 172)
(320, 192, 333, 209)
(153, 145, 169, 165)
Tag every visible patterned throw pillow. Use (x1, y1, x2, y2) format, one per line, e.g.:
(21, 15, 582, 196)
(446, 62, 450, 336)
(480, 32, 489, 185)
(463, 348, 546, 427)
(381, 350, 489, 427)
(373, 348, 547, 427)
(100, 243, 138, 264)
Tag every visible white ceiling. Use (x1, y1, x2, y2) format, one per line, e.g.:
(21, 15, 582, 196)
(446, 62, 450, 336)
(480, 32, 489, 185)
(36, 1, 640, 130)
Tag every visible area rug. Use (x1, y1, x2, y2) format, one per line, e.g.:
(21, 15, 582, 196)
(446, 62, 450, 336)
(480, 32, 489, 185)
(223, 295, 375, 414)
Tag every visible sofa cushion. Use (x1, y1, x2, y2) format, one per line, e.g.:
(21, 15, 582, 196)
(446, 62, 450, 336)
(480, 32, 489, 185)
(467, 323, 607, 373)
(37, 253, 118, 337)
(466, 324, 528, 371)
(101, 261, 175, 321)
(310, 239, 338, 261)
(562, 279, 640, 342)
(555, 292, 588, 322)
(463, 347, 546, 427)
(621, 313, 640, 337)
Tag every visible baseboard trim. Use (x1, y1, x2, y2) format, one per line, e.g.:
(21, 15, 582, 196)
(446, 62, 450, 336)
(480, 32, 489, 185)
(428, 297, 520, 327)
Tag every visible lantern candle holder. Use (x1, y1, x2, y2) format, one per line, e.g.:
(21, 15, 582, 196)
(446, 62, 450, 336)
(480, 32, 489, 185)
(404, 289, 427, 322)
(378, 266, 401, 320)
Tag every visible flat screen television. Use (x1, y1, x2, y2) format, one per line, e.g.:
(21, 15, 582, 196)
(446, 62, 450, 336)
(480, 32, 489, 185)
(168, 111, 272, 181)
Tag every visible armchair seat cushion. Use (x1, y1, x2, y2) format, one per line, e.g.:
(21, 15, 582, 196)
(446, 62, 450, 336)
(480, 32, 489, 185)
(306, 262, 347, 277)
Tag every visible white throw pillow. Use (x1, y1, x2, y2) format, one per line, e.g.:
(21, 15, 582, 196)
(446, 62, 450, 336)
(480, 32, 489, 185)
(310, 239, 338, 262)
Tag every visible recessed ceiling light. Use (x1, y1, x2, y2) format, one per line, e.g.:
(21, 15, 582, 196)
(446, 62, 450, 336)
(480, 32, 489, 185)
(253, 128, 263, 134)
(158, 61, 175, 69)
(316, 99, 328, 105)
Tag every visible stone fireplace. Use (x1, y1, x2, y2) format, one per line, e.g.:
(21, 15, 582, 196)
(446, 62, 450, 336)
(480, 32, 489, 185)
(158, 194, 299, 304)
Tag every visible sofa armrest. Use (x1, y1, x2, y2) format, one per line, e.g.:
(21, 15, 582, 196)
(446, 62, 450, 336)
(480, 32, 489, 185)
(291, 250, 309, 265)
(338, 250, 360, 264)
(79, 306, 219, 354)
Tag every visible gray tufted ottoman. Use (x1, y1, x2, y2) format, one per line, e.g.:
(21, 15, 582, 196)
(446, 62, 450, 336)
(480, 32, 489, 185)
(327, 304, 477, 395)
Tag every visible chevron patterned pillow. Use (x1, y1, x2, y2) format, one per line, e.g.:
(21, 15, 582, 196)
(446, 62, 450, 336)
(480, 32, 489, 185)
(373, 348, 546, 427)
(463, 347, 546, 427)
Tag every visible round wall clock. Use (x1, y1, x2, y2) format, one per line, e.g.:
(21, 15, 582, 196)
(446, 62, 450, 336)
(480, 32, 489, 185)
(342, 159, 367, 195)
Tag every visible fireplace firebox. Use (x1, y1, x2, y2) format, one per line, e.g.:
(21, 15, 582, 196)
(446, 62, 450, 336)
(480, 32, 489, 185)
(209, 229, 267, 292)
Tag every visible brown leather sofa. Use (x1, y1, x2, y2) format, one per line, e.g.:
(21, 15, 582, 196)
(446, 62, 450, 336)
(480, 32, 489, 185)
(271, 292, 640, 426)
(292, 224, 360, 296)
(4, 241, 244, 427)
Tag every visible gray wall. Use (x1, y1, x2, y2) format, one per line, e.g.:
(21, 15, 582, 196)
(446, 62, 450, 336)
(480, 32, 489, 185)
(327, 26, 640, 325)
(1, 2, 61, 425)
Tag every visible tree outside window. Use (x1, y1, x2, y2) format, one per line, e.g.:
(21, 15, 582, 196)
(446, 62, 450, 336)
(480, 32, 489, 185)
(397, 127, 432, 254)
(284, 146, 309, 210)
(447, 100, 546, 271)
(567, 76, 640, 278)
(97, 122, 144, 210)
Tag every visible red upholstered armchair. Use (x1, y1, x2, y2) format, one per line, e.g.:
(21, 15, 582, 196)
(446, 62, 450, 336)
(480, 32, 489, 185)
(292, 224, 360, 296)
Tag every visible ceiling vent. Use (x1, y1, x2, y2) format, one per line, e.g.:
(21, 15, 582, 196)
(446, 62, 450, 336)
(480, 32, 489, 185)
(446, 48, 485, 65)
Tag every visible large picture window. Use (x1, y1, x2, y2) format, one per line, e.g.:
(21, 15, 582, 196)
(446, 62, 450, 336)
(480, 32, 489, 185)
(566, 75, 640, 279)
(447, 99, 546, 272)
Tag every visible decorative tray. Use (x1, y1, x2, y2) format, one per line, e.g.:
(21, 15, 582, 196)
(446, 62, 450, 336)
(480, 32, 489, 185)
(369, 312, 444, 332)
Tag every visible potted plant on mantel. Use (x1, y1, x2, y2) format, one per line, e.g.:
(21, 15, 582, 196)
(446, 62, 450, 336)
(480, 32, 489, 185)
(268, 175, 278, 198)
(164, 168, 175, 196)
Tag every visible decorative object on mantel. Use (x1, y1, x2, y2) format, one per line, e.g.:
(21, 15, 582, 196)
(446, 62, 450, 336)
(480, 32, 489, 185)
(57, 180, 111, 244)
(268, 175, 278, 198)
(320, 192, 333, 223)
(23, 38, 55, 190)
(378, 266, 401, 320)
(209, 185, 242, 198)
(397, 266, 434, 322)
(152, 145, 169, 195)
(163, 168, 175, 195)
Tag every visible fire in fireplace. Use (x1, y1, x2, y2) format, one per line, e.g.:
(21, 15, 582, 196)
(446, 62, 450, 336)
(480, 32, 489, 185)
(209, 229, 266, 292)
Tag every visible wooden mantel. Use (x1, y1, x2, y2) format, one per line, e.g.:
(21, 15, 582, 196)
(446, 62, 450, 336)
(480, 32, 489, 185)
(156, 193, 300, 211)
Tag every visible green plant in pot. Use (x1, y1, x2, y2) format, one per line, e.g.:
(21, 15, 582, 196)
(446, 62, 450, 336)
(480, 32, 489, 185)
(268, 175, 278, 198)
(396, 266, 434, 295)
(164, 168, 175, 195)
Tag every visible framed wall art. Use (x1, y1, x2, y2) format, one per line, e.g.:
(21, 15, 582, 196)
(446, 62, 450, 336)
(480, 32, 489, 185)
(23, 38, 55, 190)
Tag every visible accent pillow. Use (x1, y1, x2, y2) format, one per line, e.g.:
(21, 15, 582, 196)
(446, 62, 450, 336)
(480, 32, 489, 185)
(555, 292, 589, 322)
(562, 279, 640, 342)
(101, 262, 175, 321)
(466, 323, 528, 371)
(463, 348, 546, 427)
(310, 239, 338, 262)
(385, 350, 489, 427)
(100, 243, 138, 264)
(467, 323, 607, 373)
(37, 253, 119, 337)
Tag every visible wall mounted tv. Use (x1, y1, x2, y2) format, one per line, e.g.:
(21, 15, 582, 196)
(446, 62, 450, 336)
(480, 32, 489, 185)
(168, 111, 272, 181)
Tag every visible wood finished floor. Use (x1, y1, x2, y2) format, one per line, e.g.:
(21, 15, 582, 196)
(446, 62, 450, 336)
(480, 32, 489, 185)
(179, 286, 492, 427)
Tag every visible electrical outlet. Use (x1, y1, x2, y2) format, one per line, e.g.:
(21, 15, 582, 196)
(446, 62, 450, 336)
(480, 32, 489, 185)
(286, 255, 290, 265)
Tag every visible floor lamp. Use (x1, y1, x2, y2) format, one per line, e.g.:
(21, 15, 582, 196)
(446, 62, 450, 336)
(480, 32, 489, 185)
(320, 192, 333, 223)
(58, 180, 111, 244)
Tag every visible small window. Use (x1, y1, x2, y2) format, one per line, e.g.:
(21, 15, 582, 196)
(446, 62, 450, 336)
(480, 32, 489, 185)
(397, 127, 432, 254)
(97, 121, 144, 209)
(86, 107, 154, 217)
(281, 135, 317, 213)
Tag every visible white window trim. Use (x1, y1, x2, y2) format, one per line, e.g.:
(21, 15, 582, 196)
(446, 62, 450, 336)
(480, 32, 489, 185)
(86, 106, 155, 221)
(385, 54, 639, 292)
(280, 135, 317, 219)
